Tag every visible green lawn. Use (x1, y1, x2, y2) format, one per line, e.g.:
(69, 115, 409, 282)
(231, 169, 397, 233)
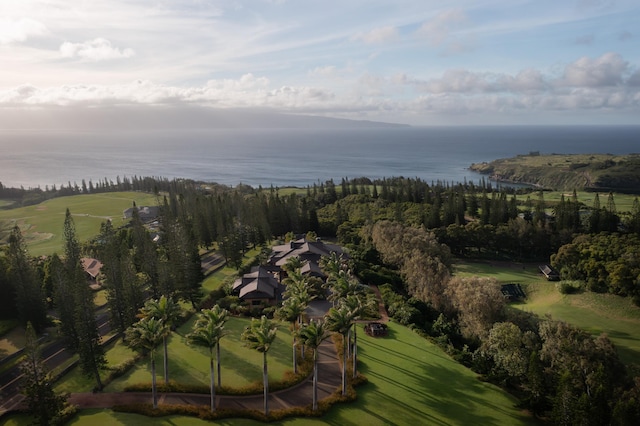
(454, 259, 640, 366)
(2, 409, 259, 426)
(93, 289, 108, 307)
(0, 199, 16, 208)
(201, 262, 242, 293)
(307, 322, 537, 426)
(453, 261, 544, 284)
(10, 322, 538, 425)
(103, 315, 294, 392)
(53, 316, 295, 394)
(55, 339, 139, 394)
(542, 190, 637, 212)
(0, 322, 25, 360)
(515, 282, 640, 365)
(0, 192, 158, 257)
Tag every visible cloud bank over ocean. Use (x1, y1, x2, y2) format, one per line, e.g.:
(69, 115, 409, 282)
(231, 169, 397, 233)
(1, 1, 638, 126)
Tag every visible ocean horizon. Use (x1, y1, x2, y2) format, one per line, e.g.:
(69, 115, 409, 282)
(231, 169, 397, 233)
(1, 125, 639, 190)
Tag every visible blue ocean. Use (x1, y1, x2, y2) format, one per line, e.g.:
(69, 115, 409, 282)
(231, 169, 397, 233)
(1, 126, 638, 190)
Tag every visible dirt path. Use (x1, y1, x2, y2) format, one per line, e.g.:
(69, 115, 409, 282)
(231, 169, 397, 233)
(369, 285, 390, 323)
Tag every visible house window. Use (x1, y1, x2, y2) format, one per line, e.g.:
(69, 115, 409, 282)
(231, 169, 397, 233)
(251, 300, 262, 306)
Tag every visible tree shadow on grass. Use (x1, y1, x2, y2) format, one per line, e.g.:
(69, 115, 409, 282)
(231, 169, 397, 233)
(358, 327, 537, 426)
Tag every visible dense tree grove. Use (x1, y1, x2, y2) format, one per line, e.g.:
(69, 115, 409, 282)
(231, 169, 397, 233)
(552, 233, 640, 299)
(357, 221, 639, 423)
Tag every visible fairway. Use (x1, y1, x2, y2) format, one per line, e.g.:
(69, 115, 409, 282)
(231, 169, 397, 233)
(455, 260, 640, 366)
(0, 192, 159, 257)
(453, 260, 544, 284)
(305, 322, 537, 426)
(516, 282, 640, 365)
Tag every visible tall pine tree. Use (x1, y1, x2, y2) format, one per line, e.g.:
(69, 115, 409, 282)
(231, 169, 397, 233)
(62, 209, 106, 390)
(6, 226, 48, 332)
(20, 322, 68, 426)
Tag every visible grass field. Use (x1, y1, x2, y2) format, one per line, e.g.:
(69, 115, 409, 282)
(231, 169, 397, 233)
(0, 323, 25, 359)
(0, 192, 159, 257)
(54, 315, 296, 394)
(55, 340, 137, 394)
(454, 259, 640, 366)
(6, 322, 538, 426)
(453, 260, 544, 284)
(515, 282, 640, 366)
(0, 200, 16, 209)
(200, 246, 263, 294)
(103, 315, 294, 392)
(542, 190, 637, 212)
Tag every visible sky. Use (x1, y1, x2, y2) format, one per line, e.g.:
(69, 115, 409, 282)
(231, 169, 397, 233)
(1, 0, 639, 126)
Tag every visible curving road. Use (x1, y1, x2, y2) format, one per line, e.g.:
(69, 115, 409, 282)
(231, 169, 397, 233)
(0, 308, 112, 414)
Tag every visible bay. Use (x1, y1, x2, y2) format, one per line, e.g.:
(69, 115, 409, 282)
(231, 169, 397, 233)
(1, 126, 638, 190)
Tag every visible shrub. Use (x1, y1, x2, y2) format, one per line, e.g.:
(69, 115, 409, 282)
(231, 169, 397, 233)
(102, 354, 143, 386)
(556, 280, 583, 294)
(114, 368, 367, 422)
(124, 350, 314, 396)
(53, 403, 79, 426)
(587, 278, 607, 293)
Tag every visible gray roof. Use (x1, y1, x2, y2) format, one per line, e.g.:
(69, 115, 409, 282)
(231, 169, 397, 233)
(233, 266, 281, 299)
(270, 238, 345, 267)
(123, 206, 160, 221)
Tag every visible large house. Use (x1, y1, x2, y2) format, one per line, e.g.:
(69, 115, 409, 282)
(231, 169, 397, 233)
(232, 265, 283, 306)
(269, 238, 346, 281)
(231, 238, 347, 305)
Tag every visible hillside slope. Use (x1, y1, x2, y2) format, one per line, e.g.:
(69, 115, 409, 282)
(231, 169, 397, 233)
(470, 153, 640, 192)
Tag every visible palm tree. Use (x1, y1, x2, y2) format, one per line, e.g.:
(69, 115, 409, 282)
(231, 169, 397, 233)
(319, 252, 344, 280)
(276, 297, 305, 374)
(299, 319, 330, 411)
(326, 305, 355, 396)
(282, 270, 306, 296)
(186, 305, 229, 412)
(281, 283, 314, 358)
(326, 274, 364, 360)
(328, 273, 365, 305)
(139, 295, 181, 385)
(241, 315, 278, 416)
(340, 294, 373, 378)
(125, 317, 169, 409)
(282, 255, 306, 275)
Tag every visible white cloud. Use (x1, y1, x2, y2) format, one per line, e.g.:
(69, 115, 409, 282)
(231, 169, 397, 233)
(352, 26, 399, 44)
(0, 53, 638, 123)
(0, 18, 47, 44)
(309, 66, 338, 78)
(59, 38, 135, 61)
(416, 9, 467, 46)
(404, 52, 633, 96)
(561, 52, 628, 87)
(500, 69, 548, 92)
